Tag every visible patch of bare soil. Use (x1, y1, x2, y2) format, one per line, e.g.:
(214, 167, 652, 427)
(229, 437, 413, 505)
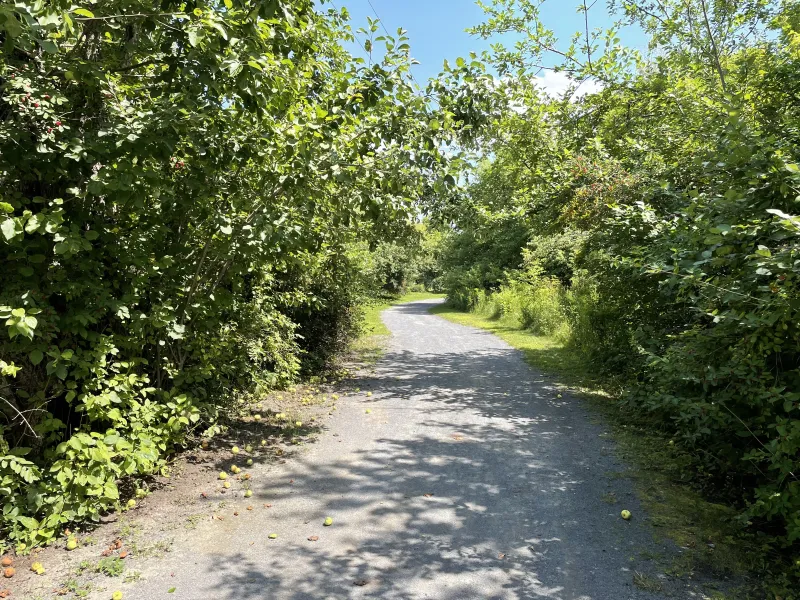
(4, 368, 362, 600)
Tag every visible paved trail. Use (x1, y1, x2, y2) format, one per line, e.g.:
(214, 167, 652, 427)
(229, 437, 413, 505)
(131, 299, 676, 599)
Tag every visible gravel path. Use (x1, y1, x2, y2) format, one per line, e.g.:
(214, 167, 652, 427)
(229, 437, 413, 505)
(129, 299, 677, 599)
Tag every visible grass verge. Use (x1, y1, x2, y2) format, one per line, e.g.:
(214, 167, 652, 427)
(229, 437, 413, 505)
(429, 303, 771, 599)
(351, 292, 445, 363)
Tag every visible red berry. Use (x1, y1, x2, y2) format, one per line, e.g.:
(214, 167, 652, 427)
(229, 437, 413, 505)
(33, 102, 39, 108)
(44, 95, 50, 100)
(47, 128, 53, 133)
(55, 121, 61, 126)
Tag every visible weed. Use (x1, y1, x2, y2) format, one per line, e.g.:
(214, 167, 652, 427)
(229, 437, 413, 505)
(64, 579, 93, 598)
(76, 560, 93, 574)
(632, 571, 663, 593)
(129, 538, 174, 559)
(96, 556, 124, 577)
(185, 514, 205, 530)
(123, 570, 142, 583)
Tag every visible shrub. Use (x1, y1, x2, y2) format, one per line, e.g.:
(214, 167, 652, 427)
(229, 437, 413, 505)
(0, 1, 454, 549)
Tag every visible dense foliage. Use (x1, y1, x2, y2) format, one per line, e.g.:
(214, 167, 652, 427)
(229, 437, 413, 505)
(437, 0, 800, 580)
(0, 0, 457, 549)
(362, 224, 446, 295)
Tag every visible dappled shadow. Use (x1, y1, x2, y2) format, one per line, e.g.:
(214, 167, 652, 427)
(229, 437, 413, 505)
(131, 300, 674, 599)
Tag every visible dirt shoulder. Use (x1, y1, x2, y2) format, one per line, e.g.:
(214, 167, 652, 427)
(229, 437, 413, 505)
(5, 371, 364, 600)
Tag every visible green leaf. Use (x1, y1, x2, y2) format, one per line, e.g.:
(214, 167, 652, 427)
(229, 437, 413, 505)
(210, 22, 228, 40)
(73, 8, 94, 18)
(1, 218, 17, 240)
(755, 245, 772, 258)
(39, 39, 58, 53)
(29, 350, 43, 365)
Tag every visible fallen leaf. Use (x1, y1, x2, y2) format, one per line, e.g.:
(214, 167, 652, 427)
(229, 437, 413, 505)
(233, 512, 239, 516)
(247, 506, 253, 511)
(119, 550, 128, 559)
(0, 590, 9, 598)
(264, 504, 272, 508)
(168, 586, 176, 592)
(498, 553, 506, 559)
(423, 493, 433, 498)
(113, 539, 122, 549)
(308, 536, 319, 542)
(353, 579, 368, 587)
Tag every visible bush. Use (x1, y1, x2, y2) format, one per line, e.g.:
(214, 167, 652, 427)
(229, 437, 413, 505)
(438, 1, 800, 562)
(0, 1, 454, 549)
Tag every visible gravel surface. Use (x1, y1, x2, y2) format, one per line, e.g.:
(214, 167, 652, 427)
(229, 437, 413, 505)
(127, 299, 678, 599)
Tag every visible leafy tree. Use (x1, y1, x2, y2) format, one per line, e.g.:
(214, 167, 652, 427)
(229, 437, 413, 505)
(0, 0, 456, 548)
(436, 0, 800, 581)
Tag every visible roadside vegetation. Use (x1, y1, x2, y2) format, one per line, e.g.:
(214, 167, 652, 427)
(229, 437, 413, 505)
(428, 0, 800, 595)
(2, 1, 799, 597)
(0, 1, 462, 553)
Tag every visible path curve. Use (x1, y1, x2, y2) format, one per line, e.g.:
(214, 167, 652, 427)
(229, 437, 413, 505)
(130, 299, 674, 600)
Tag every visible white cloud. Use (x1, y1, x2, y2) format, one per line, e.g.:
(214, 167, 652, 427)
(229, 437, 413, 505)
(533, 71, 603, 99)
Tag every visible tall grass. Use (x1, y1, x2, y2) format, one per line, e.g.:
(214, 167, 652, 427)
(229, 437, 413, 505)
(456, 277, 575, 344)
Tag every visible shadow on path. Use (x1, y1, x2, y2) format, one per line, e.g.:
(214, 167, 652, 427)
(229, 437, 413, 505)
(132, 300, 674, 600)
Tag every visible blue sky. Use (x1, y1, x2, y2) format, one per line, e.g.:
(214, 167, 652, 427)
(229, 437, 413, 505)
(334, 0, 649, 92)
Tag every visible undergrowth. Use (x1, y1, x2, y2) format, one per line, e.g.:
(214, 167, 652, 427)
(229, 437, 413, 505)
(430, 303, 794, 599)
